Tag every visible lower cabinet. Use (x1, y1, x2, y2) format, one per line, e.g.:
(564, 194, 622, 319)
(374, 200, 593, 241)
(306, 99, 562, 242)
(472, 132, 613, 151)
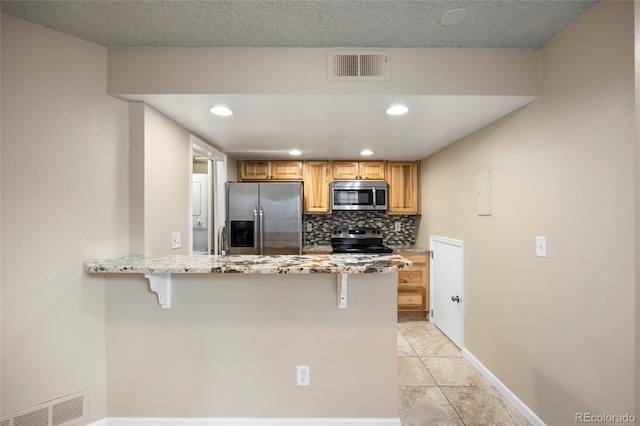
(397, 253, 430, 319)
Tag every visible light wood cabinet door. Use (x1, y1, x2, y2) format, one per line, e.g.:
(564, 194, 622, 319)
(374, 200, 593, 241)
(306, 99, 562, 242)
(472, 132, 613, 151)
(239, 160, 270, 180)
(398, 253, 430, 318)
(359, 161, 386, 180)
(332, 161, 386, 180)
(270, 161, 302, 180)
(238, 160, 302, 181)
(387, 161, 421, 214)
(332, 161, 359, 180)
(303, 161, 332, 214)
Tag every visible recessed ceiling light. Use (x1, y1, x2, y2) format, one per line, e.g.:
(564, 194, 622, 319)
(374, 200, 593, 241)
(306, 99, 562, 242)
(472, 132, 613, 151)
(441, 8, 467, 26)
(385, 105, 408, 116)
(360, 149, 374, 156)
(289, 149, 302, 156)
(210, 106, 234, 116)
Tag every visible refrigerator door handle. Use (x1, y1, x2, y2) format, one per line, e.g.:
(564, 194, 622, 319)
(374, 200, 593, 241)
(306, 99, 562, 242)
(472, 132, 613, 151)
(253, 207, 259, 255)
(217, 225, 227, 255)
(259, 207, 264, 255)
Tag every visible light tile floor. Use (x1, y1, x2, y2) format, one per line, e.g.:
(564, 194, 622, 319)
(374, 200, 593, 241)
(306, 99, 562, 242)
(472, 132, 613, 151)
(397, 320, 531, 426)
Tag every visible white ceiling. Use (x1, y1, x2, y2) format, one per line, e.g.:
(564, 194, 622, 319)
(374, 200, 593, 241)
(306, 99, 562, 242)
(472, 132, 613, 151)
(123, 93, 538, 160)
(1, 1, 599, 160)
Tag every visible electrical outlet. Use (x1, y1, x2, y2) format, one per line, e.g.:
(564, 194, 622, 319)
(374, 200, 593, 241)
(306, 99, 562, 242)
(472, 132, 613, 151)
(172, 232, 181, 249)
(296, 365, 310, 386)
(305, 223, 312, 232)
(394, 222, 401, 232)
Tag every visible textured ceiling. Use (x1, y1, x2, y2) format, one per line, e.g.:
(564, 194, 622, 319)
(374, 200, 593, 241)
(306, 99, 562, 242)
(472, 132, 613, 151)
(1, 0, 599, 49)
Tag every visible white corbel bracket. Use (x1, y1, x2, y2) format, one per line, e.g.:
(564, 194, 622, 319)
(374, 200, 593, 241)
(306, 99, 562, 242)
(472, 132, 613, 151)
(337, 273, 348, 309)
(145, 273, 172, 309)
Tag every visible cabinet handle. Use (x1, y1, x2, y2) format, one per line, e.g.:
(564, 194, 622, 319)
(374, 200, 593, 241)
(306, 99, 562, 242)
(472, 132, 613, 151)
(408, 275, 413, 279)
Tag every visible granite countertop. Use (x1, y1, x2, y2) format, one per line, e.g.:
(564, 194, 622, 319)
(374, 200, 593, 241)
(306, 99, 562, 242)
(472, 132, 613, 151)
(84, 254, 412, 275)
(302, 245, 430, 254)
(387, 245, 431, 254)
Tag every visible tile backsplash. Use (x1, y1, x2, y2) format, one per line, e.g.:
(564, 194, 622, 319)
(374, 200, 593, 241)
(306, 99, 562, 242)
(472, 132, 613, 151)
(304, 211, 416, 246)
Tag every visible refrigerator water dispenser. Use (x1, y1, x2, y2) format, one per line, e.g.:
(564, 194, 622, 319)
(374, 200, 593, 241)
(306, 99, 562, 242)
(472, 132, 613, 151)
(230, 221, 254, 247)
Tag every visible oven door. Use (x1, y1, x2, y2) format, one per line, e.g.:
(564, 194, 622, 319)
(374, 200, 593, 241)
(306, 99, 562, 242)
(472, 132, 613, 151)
(332, 244, 394, 254)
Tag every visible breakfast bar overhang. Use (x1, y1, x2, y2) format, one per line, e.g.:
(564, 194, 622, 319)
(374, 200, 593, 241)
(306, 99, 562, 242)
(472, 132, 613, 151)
(84, 254, 412, 309)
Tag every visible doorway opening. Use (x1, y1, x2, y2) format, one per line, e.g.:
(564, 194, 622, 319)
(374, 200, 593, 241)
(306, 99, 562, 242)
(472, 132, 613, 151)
(190, 135, 227, 255)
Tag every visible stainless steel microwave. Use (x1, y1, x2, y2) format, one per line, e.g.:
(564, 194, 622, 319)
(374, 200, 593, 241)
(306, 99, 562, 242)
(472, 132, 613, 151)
(331, 180, 388, 211)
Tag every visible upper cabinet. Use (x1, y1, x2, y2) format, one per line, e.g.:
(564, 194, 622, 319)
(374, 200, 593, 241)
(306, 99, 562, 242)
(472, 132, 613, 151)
(239, 160, 270, 180)
(332, 161, 386, 180)
(302, 161, 332, 214)
(238, 159, 421, 215)
(239, 160, 303, 181)
(271, 161, 303, 180)
(387, 161, 421, 214)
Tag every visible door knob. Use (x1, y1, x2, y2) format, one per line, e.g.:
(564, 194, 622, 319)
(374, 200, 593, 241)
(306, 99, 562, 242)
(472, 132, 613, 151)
(451, 295, 460, 303)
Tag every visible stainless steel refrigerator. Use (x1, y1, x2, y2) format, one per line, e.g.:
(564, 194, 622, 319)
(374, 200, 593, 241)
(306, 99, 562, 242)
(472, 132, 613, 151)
(226, 182, 303, 255)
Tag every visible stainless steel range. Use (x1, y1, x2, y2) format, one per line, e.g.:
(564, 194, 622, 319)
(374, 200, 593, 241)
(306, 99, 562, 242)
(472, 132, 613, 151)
(330, 227, 393, 254)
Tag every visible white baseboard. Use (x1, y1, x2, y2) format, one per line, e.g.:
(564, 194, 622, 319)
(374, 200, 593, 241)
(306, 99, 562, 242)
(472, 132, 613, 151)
(89, 418, 401, 426)
(462, 348, 546, 426)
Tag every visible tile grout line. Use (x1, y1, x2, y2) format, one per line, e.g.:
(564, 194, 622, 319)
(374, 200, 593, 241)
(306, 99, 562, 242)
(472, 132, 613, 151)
(413, 325, 466, 425)
(398, 320, 532, 426)
(399, 321, 466, 425)
(439, 385, 468, 426)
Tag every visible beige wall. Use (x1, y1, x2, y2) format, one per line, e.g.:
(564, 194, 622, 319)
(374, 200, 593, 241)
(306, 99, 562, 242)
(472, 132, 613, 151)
(418, 2, 635, 423)
(143, 104, 193, 255)
(128, 103, 193, 255)
(635, 0, 640, 415)
(227, 154, 239, 182)
(105, 273, 398, 418)
(0, 14, 130, 421)
(107, 47, 540, 97)
(129, 103, 145, 255)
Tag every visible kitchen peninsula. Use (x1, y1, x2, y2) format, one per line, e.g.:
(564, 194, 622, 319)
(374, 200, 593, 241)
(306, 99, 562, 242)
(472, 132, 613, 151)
(84, 253, 410, 424)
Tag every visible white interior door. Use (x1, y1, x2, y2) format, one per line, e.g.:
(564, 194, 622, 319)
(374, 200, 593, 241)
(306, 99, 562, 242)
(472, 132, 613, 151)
(430, 235, 465, 348)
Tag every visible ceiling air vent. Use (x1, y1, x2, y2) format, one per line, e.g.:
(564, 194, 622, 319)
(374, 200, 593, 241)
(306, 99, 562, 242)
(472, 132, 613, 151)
(328, 51, 390, 81)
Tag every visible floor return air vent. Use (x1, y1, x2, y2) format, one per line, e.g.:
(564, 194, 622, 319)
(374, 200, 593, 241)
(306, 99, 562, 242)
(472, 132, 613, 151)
(1, 390, 88, 426)
(328, 50, 391, 81)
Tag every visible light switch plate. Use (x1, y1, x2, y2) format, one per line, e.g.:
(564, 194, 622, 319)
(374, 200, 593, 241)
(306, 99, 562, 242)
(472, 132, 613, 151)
(172, 232, 181, 249)
(536, 236, 547, 258)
